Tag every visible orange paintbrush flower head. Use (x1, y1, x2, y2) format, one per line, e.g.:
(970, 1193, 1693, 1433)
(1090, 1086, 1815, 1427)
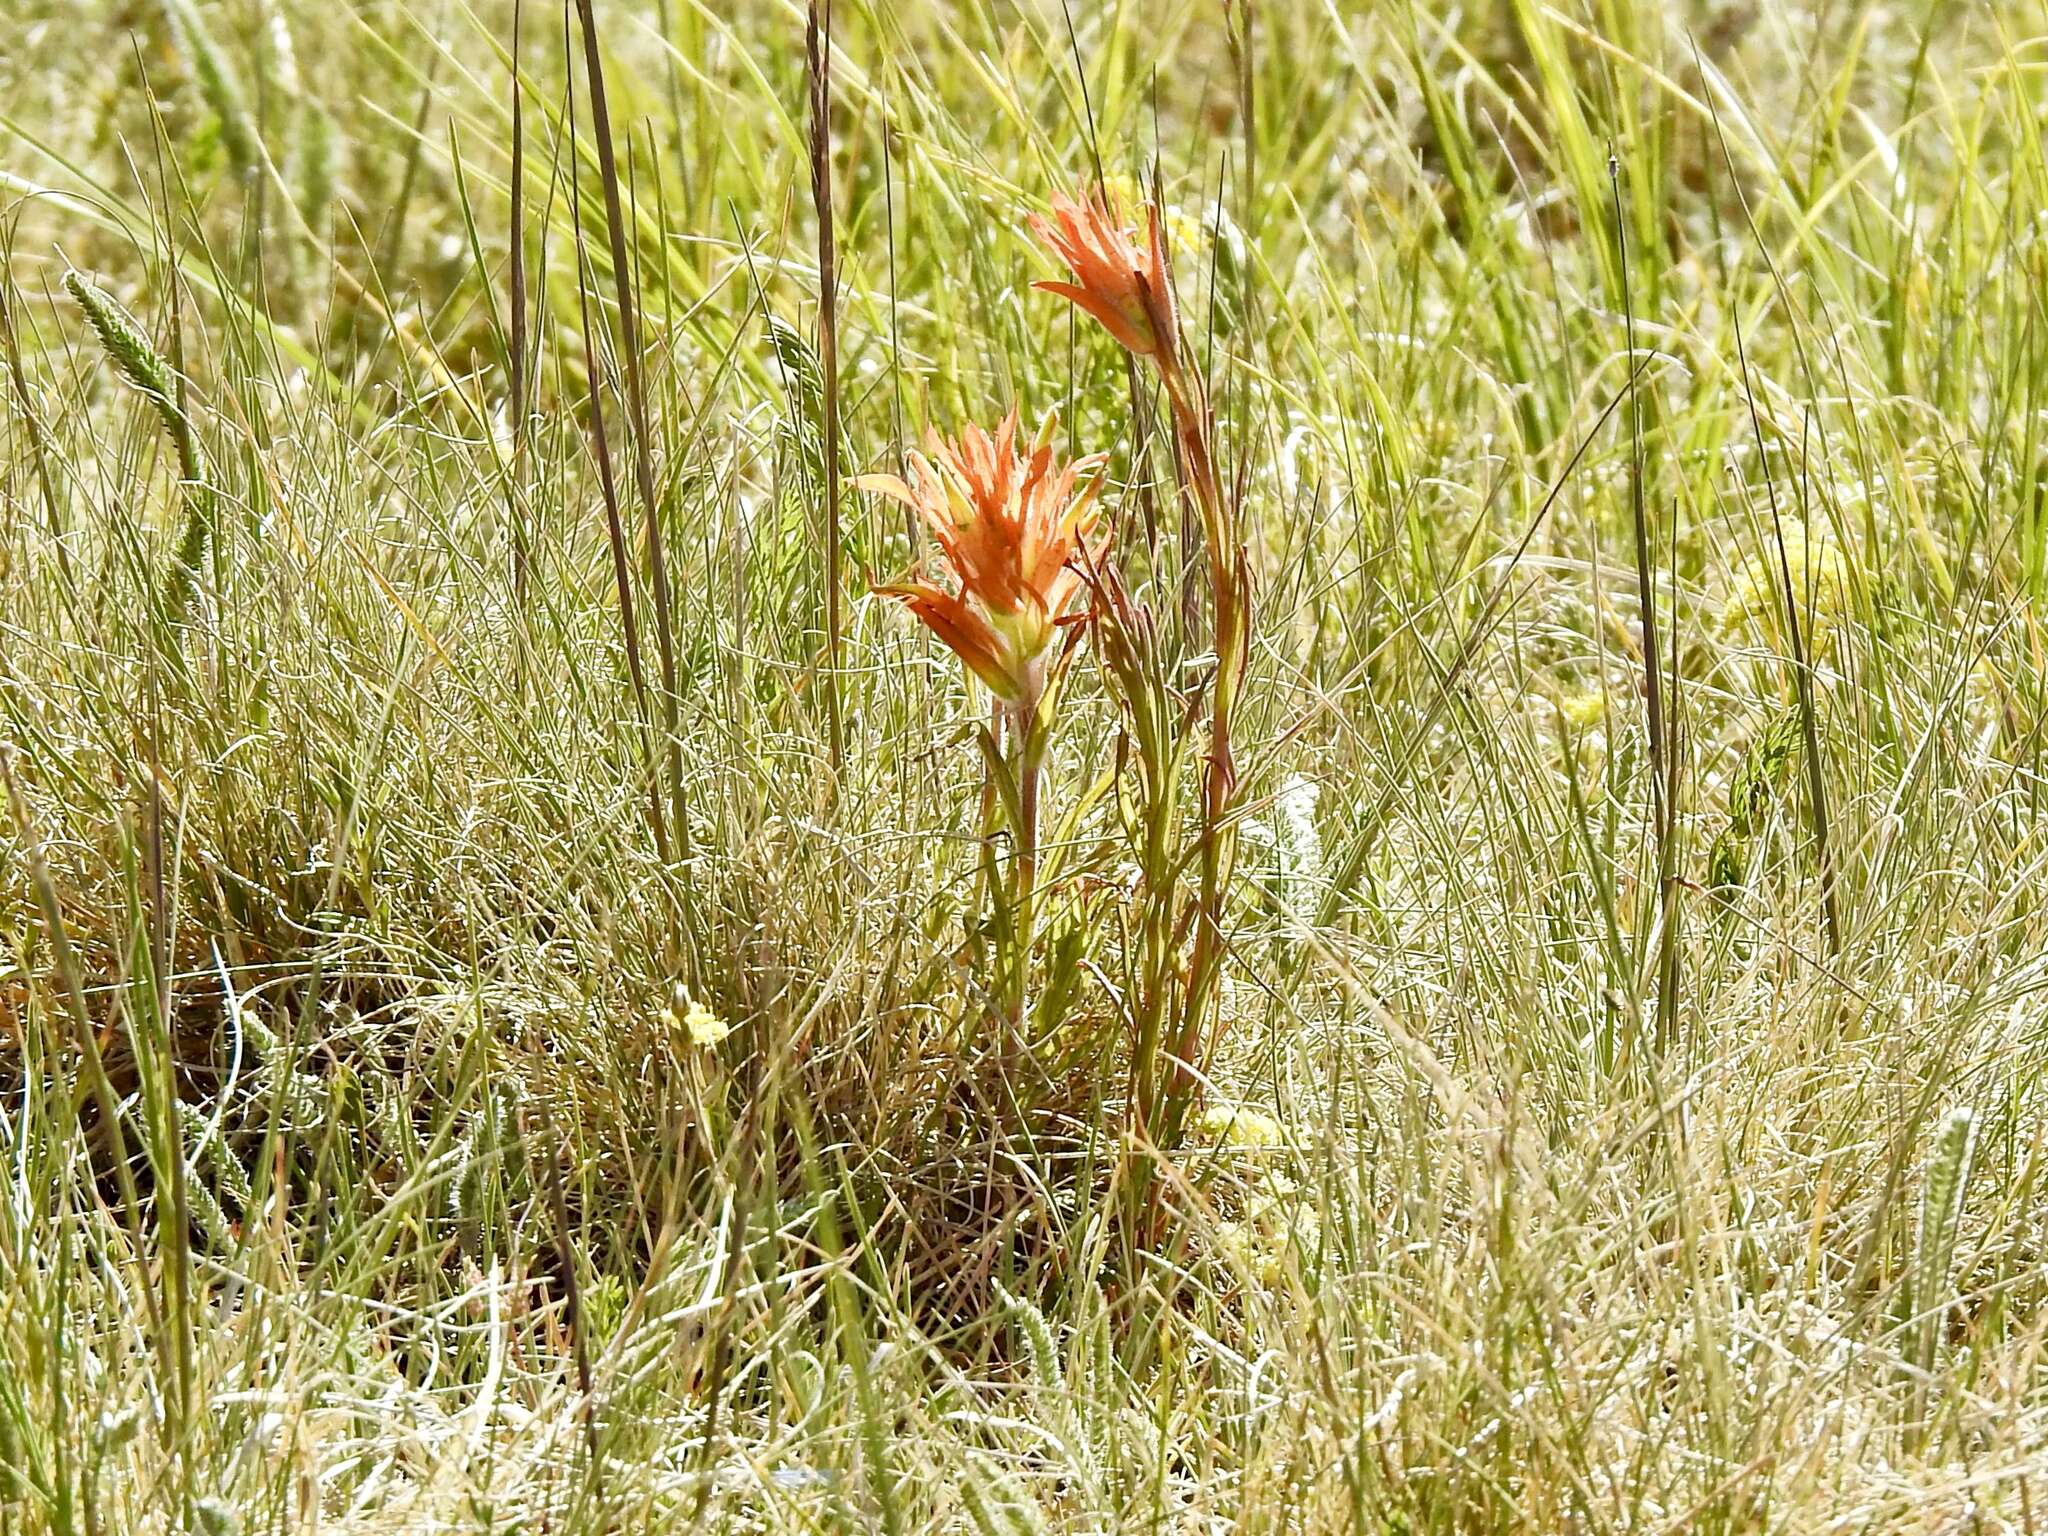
(1028, 185, 1181, 375)
(861, 408, 1106, 711)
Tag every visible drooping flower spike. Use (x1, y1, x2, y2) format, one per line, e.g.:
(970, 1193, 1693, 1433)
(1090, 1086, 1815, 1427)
(1028, 186, 1183, 383)
(860, 408, 1107, 711)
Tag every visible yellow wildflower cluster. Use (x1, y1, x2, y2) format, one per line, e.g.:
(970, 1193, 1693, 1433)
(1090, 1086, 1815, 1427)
(1197, 1104, 1289, 1149)
(1553, 687, 1608, 730)
(1721, 522, 1854, 660)
(1211, 1204, 1323, 1288)
(670, 984, 732, 1048)
(1198, 1104, 1319, 1286)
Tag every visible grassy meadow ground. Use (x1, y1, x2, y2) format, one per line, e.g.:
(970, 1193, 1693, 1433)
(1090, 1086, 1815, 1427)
(5, 0, 2048, 1529)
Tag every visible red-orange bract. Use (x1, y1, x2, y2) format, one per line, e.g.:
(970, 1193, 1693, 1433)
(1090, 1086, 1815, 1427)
(861, 408, 1106, 711)
(1028, 187, 1182, 379)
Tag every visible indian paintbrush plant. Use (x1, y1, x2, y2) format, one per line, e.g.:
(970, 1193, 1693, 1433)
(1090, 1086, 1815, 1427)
(862, 407, 1106, 1041)
(1031, 186, 1255, 1162)
(874, 183, 1266, 1231)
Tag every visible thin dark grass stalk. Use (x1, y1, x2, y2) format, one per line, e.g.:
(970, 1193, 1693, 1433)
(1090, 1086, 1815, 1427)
(563, 6, 672, 866)
(808, 0, 844, 770)
(578, 281, 671, 864)
(1227, 0, 1256, 236)
(1609, 151, 1680, 1049)
(881, 93, 905, 486)
(1699, 51, 1843, 956)
(1785, 416, 1844, 942)
(508, 0, 530, 603)
(1058, 0, 1104, 184)
(645, 124, 682, 468)
(572, 0, 690, 868)
(148, 109, 208, 608)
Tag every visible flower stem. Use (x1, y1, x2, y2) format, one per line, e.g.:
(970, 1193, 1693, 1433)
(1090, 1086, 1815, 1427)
(1157, 369, 1247, 1150)
(1011, 702, 1044, 1036)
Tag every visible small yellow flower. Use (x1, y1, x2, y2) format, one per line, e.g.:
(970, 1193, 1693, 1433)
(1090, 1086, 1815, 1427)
(1722, 523, 1852, 658)
(672, 985, 731, 1048)
(1554, 687, 1608, 730)
(1210, 1199, 1320, 1288)
(1198, 1105, 1288, 1149)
